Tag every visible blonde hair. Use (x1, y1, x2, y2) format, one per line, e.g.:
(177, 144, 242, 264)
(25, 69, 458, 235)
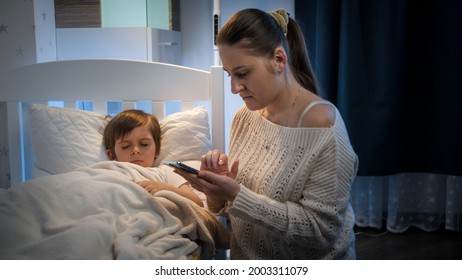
(268, 9, 289, 35)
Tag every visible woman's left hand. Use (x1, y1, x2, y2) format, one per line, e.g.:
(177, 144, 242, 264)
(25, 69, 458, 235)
(201, 149, 230, 175)
(174, 160, 240, 202)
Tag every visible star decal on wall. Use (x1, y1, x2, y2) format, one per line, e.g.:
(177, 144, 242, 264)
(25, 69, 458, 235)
(0, 146, 8, 157)
(15, 46, 25, 56)
(0, 22, 8, 33)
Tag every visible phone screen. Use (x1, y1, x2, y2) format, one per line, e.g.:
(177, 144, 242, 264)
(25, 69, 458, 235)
(163, 160, 199, 175)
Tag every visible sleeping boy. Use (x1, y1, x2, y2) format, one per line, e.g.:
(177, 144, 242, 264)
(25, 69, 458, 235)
(103, 109, 203, 207)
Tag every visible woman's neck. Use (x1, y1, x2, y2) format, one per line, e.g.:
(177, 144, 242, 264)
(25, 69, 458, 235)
(261, 83, 301, 126)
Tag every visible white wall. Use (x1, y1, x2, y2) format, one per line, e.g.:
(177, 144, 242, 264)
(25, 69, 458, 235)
(0, 1, 35, 71)
(0, 0, 56, 71)
(151, 28, 183, 65)
(33, 0, 57, 63)
(0, 0, 56, 188)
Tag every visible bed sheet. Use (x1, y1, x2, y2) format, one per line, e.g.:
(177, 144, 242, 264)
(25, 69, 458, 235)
(0, 161, 229, 260)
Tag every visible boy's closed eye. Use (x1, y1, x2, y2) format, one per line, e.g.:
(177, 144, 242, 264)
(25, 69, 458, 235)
(119, 143, 130, 149)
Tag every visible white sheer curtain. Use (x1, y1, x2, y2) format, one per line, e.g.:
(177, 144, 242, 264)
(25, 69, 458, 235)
(351, 173, 462, 232)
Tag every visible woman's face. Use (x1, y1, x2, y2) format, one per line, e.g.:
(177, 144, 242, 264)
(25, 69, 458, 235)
(219, 44, 282, 111)
(111, 125, 157, 167)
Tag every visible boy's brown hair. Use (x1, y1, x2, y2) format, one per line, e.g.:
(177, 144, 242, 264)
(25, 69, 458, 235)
(103, 109, 161, 160)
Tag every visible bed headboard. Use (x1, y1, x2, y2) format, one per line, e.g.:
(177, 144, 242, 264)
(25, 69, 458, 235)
(0, 59, 225, 187)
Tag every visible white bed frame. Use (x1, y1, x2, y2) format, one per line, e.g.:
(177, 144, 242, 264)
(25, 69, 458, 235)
(0, 59, 225, 188)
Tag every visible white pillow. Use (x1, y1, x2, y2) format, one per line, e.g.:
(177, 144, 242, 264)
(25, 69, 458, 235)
(154, 107, 212, 166)
(29, 104, 108, 175)
(29, 104, 212, 176)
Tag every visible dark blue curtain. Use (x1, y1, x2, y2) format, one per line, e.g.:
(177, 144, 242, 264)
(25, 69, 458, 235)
(295, 0, 462, 176)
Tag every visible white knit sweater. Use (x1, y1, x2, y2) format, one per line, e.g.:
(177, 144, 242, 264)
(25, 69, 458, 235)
(224, 105, 358, 259)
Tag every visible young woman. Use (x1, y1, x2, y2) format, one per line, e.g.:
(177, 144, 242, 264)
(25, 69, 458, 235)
(174, 8, 358, 259)
(103, 109, 203, 207)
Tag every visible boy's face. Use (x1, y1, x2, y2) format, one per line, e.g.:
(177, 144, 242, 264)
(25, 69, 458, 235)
(108, 125, 157, 167)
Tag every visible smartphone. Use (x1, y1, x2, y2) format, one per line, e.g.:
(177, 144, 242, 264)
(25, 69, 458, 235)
(163, 160, 199, 175)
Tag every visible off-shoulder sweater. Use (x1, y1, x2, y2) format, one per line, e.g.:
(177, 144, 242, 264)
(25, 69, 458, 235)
(224, 102, 358, 259)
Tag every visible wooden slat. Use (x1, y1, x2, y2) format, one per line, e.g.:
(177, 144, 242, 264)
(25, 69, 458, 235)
(63, 101, 75, 108)
(151, 102, 165, 119)
(6, 102, 23, 187)
(181, 102, 194, 111)
(122, 101, 136, 111)
(92, 101, 107, 115)
(210, 66, 225, 153)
